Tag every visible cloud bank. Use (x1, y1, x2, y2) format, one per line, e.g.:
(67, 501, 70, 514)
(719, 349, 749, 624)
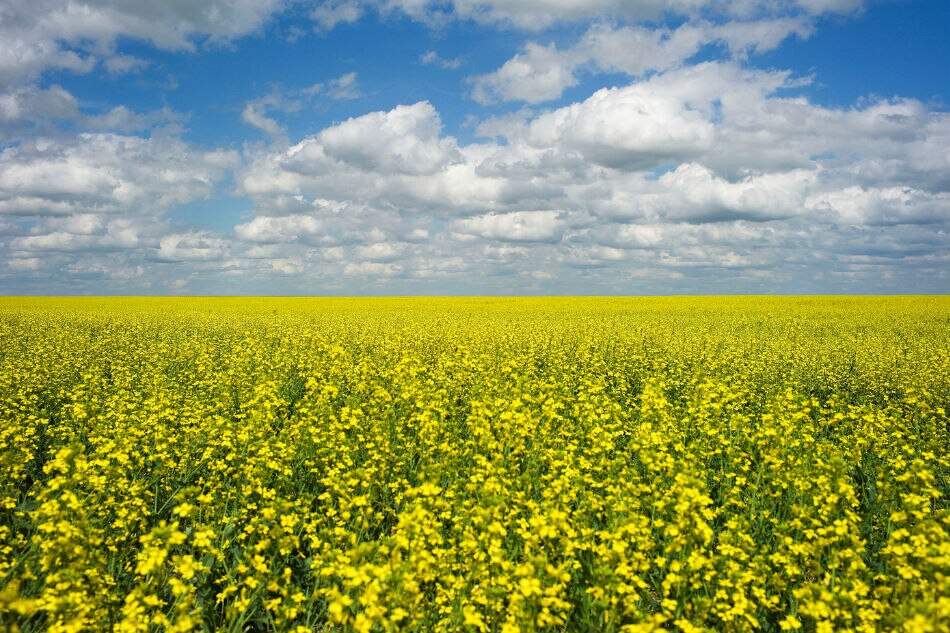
(0, 0, 946, 294)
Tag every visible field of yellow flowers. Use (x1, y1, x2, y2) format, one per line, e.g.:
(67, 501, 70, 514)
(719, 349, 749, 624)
(1, 296, 948, 632)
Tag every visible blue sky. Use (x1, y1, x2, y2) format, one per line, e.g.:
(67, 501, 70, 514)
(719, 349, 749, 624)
(1, 0, 947, 295)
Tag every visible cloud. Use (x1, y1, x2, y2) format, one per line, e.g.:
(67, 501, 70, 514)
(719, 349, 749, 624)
(241, 74, 362, 138)
(0, 133, 237, 218)
(309, 0, 862, 32)
(241, 66, 949, 226)
(805, 186, 950, 226)
(795, 0, 863, 15)
(0, 0, 866, 94)
(304, 73, 362, 99)
(354, 241, 405, 261)
(157, 232, 231, 262)
(471, 42, 577, 104)
(311, 1, 365, 31)
(103, 54, 150, 75)
(477, 62, 949, 189)
(3, 40, 944, 294)
(86, 106, 184, 134)
(343, 261, 402, 277)
(522, 83, 717, 169)
(221, 62, 947, 293)
(420, 50, 463, 70)
(0, 84, 80, 140)
(0, 122, 246, 289)
(0, 84, 78, 122)
(453, 211, 568, 242)
(471, 18, 814, 104)
(0, 0, 285, 88)
(0, 84, 184, 142)
(9, 212, 145, 257)
(713, 17, 814, 57)
(314, 101, 460, 175)
(242, 103, 284, 137)
(322, 72, 361, 100)
(632, 163, 819, 223)
(234, 214, 326, 243)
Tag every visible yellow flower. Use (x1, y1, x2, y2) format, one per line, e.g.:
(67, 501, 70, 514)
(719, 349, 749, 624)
(780, 615, 803, 630)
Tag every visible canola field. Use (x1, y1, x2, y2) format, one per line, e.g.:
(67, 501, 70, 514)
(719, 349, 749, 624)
(1, 296, 948, 633)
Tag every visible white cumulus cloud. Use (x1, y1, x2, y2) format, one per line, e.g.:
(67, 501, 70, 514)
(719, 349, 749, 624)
(453, 211, 569, 242)
(471, 18, 814, 104)
(308, 101, 460, 176)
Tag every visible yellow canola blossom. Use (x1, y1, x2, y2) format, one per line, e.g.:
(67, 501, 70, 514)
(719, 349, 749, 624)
(0, 296, 948, 632)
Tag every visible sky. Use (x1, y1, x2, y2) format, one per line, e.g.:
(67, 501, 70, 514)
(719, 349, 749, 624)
(0, 0, 947, 295)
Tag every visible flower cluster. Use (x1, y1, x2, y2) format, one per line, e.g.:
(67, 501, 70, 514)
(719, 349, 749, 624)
(1, 296, 947, 631)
